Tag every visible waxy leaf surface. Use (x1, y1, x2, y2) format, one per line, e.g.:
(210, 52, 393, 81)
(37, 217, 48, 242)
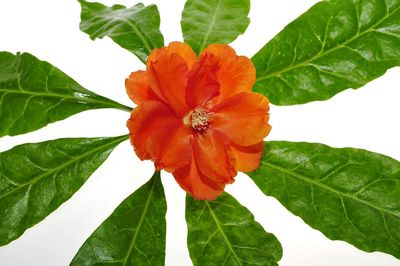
(71, 171, 166, 265)
(79, 0, 164, 63)
(0, 135, 127, 246)
(252, 0, 400, 105)
(249, 141, 400, 259)
(186, 192, 282, 266)
(0, 52, 130, 137)
(181, 0, 250, 54)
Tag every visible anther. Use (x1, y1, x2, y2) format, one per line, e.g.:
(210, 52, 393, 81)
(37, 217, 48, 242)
(191, 107, 213, 132)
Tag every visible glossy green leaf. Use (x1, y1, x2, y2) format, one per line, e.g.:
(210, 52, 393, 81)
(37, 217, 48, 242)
(252, 0, 400, 105)
(71, 171, 166, 265)
(181, 0, 250, 54)
(79, 0, 164, 64)
(0, 52, 131, 137)
(0, 135, 128, 246)
(186, 192, 282, 266)
(249, 141, 400, 259)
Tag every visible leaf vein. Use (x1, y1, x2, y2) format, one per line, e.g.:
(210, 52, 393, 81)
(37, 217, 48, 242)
(205, 201, 243, 265)
(199, 0, 223, 52)
(261, 161, 400, 219)
(122, 175, 158, 266)
(256, 4, 400, 82)
(0, 136, 127, 201)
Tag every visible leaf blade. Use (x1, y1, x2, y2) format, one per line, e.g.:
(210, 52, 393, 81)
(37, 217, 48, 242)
(0, 135, 128, 246)
(248, 141, 400, 258)
(186, 192, 282, 266)
(252, 0, 400, 105)
(71, 171, 166, 266)
(181, 0, 250, 54)
(78, 0, 164, 63)
(0, 52, 131, 137)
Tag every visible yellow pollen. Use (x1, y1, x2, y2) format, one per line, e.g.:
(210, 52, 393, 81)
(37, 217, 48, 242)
(191, 107, 213, 132)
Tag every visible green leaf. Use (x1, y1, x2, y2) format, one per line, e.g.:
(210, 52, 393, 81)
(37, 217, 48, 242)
(248, 141, 400, 259)
(0, 135, 128, 246)
(252, 0, 400, 105)
(0, 52, 131, 137)
(181, 0, 251, 55)
(71, 171, 166, 265)
(186, 192, 282, 266)
(79, 0, 164, 64)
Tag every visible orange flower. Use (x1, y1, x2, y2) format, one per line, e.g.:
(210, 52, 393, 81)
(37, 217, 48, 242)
(126, 42, 271, 200)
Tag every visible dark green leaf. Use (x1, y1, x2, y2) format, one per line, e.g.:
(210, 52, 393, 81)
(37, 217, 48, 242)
(186, 192, 282, 266)
(0, 135, 128, 246)
(181, 0, 250, 55)
(79, 0, 164, 63)
(249, 141, 400, 259)
(252, 0, 400, 105)
(71, 171, 166, 266)
(0, 52, 131, 137)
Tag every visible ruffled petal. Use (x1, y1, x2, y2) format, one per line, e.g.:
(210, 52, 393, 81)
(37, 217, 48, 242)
(147, 42, 197, 116)
(185, 53, 220, 108)
(211, 92, 271, 146)
(156, 125, 193, 172)
(193, 129, 236, 183)
(127, 101, 191, 171)
(201, 44, 256, 104)
(149, 42, 197, 69)
(229, 142, 264, 172)
(125, 70, 159, 105)
(173, 150, 225, 200)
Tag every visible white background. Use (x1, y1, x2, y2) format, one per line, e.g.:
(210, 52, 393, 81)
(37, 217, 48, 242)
(0, 0, 399, 265)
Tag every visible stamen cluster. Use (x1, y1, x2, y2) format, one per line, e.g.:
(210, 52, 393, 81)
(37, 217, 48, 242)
(191, 107, 213, 132)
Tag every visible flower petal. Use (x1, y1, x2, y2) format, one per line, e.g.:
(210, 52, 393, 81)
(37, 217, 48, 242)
(229, 142, 264, 172)
(149, 42, 197, 69)
(185, 53, 220, 108)
(147, 56, 189, 116)
(156, 125, 193, 172)
(201, 44, 256, 104)
(211, 92, 271, 146)
(193, 129, 236, 183)
(173, 151, 225, 200)
(147, 42, 197, 116)
(125, 70, 159, 105)
(127, 101, 191, 171)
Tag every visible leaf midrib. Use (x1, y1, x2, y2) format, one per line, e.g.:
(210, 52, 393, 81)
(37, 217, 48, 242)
(0, 88, 131, 112)
(205, 201, 242, 265)
(261, 161, 400, 219)
(122, 173, 158, 266)
(0, 136, 128, 201)
(84, 1, 155, 55)
(88, 9, 154, 63)
(255, 4, 400, 82)
(123, 19, 153, 54)
(198, 0, 223, 52)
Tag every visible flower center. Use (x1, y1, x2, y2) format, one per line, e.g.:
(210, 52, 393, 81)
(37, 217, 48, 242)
(190, 107, 213, 132)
